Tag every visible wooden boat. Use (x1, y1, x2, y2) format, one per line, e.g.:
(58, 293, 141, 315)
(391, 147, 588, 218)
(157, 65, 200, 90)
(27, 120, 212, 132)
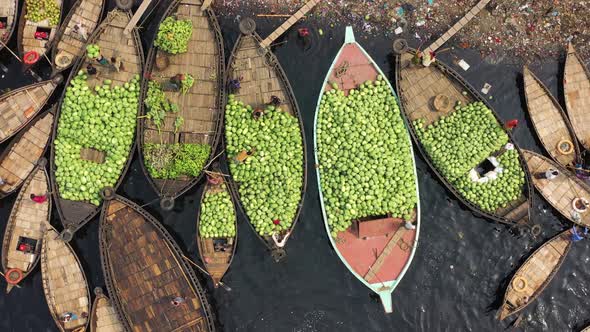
(314, 27, 420, 313)
(0, 77, 62, 144)
(89, 287, 124, 332)
(395, 48, 533, 224)
(138, 0, 225, 209)
(41, 226, 91, 332)
(224, 19, 307, 260)
(50, 9, 144, 241)
(17, 0, 63, 67)
(0, 109, 54, 199)
(522, 149, 590, 227)
(523, 66, 580, 167)
(564, 43, 590, 150)
(196, 169, 238, 287)
(0, 0, 18, 51)
(498, 230, 572, 320)
(50, 0, 106, 75)
(1, 161, 50, 293)
(99, 194, 215, 332)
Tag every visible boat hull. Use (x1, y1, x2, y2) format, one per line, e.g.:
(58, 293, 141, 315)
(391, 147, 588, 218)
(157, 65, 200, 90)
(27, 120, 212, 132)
(314, 27, 420, 313)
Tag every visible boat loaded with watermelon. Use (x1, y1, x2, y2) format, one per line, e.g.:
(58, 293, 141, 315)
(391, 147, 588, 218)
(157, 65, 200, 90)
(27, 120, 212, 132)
(314, 27, 420, 313)
(394, 48, 533, 225)
(50, 8, 144, 241)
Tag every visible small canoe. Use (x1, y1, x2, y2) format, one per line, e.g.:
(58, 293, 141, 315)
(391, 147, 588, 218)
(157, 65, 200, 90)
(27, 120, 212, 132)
(0, 0, 18, 51)
(41, 226, 91, 332)
(498, 230, 572, 320)
(523, 66, 580, 167)
(99, 195, 215, 332)
(17, 0, 63, 67)
(522, 149, 590, 227)
(0, 77, 61, 144)
(395, 48, 532, 224)
(314, 27, 419, 313)
(51, 9, 144, 241)
(138, 0, 225, 208)
(1, 161, 50, 293)
(50, 0, 106, 75)
(224, 19, 307, 260)
(196, 169, 238, 287)
(564, 43, 590, 150)
(89, 287, 124, 332)
(0, 109, 54, 199)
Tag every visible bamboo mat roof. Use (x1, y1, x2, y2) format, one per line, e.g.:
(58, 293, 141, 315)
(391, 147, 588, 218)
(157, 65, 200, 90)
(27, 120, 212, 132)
(0, 111, 53, 198)
(523, 66, 579, 167)
(51, 0, 106, 74)
(1, 165, 50, 293)
(41, 227, 90, 332)
(0, 79, 59, 144)
(90, 288, 124, 332)
(523, 149, 590, 227)
(499, 230, 571, 320)
(564, 43, 590, 151)
(100, 196, 215, 332)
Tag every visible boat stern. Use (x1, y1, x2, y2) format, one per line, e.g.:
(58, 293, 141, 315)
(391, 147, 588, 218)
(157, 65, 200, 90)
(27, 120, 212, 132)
(497, 305, 511, 321)
(6, 284, 14, 294)
(378, 290, 393, 313)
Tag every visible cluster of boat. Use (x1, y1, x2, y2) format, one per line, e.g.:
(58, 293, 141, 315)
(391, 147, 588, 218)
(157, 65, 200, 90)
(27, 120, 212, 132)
(0, 0, 589, 330)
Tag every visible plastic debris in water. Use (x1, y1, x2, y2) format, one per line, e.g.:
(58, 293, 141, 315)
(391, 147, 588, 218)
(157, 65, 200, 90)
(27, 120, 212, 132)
(394, 27, 403, 35)
(457, 59, 470, 71)
(318, 28, 323, 36)
(481, 83, 492, 94)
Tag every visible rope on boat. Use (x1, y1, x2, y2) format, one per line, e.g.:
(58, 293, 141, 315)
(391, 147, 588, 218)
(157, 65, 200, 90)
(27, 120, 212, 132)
(334, 60, 349, 78)
(181, 254, 232, 291)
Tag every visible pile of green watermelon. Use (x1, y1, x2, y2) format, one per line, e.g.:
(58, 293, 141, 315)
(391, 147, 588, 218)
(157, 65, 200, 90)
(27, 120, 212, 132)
(225, 95, 304, 237)
(54, 71, 139, 205)
(413, 101, 525, 212)
(317, 76, 417, 238)
(199, 187, 236, 238)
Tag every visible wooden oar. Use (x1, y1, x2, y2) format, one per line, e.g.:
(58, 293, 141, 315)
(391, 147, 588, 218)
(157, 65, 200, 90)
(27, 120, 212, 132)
(0, 39, 22, 62)
(182, 254, 232, 291)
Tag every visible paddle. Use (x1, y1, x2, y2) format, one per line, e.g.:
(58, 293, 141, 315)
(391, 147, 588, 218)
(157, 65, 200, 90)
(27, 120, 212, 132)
(181, 254, 232, 292)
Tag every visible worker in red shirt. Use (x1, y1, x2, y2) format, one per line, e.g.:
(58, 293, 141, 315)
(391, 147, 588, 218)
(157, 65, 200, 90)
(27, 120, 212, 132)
(30, 193, 48, 204)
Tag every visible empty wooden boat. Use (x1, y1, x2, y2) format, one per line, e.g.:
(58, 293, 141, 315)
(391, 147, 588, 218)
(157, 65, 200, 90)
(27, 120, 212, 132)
(523, 66, 580, 167)
(89, 287, 124, 332)
(0, 0, 18, 51)
(314, 27, 419, 313)
(498, 230, 572, 320)
(224, 19, 307, 261)
(0, 109, 54, 199)
(564, 43, 590, 150)
(395, 48, 532, 225)
(0, 77, 61, 144)
(17, 0, 63, 67)
(41, 226, 90, 332)
(138, 0, 225, 209)
(1, 161, 50, 293)
(51, 9, 144, 241)
(99, 195, 215, 332)
(50, 0, 106, 75)
(196, 170, 238, 287)
(522, 149, 590, 227)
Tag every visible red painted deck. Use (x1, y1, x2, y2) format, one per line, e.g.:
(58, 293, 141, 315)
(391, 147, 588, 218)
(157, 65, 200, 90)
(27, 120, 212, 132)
(336, 220, 416, 284)
(326, 42, 417, 285)
(325, 44, 379, 94)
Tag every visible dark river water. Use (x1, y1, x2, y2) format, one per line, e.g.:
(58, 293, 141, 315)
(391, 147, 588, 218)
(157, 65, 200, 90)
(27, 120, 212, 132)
(1, 1, 589, 331)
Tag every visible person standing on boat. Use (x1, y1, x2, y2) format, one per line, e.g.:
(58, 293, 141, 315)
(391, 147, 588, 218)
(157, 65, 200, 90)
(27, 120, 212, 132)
(171, 296, 185, 307)
(269, 95, 282, 107)
(161, 74, 184, 92)
(228, 77, 242, 93)
(504, 119, 519, 131)
(534, 169, 559, 180)
(86, 64, 97, 76)
(30, 193, 48, 204)
(0, 177, 6, 186)
(421, 51, 436, 67)
(73, 21, 88, 42)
